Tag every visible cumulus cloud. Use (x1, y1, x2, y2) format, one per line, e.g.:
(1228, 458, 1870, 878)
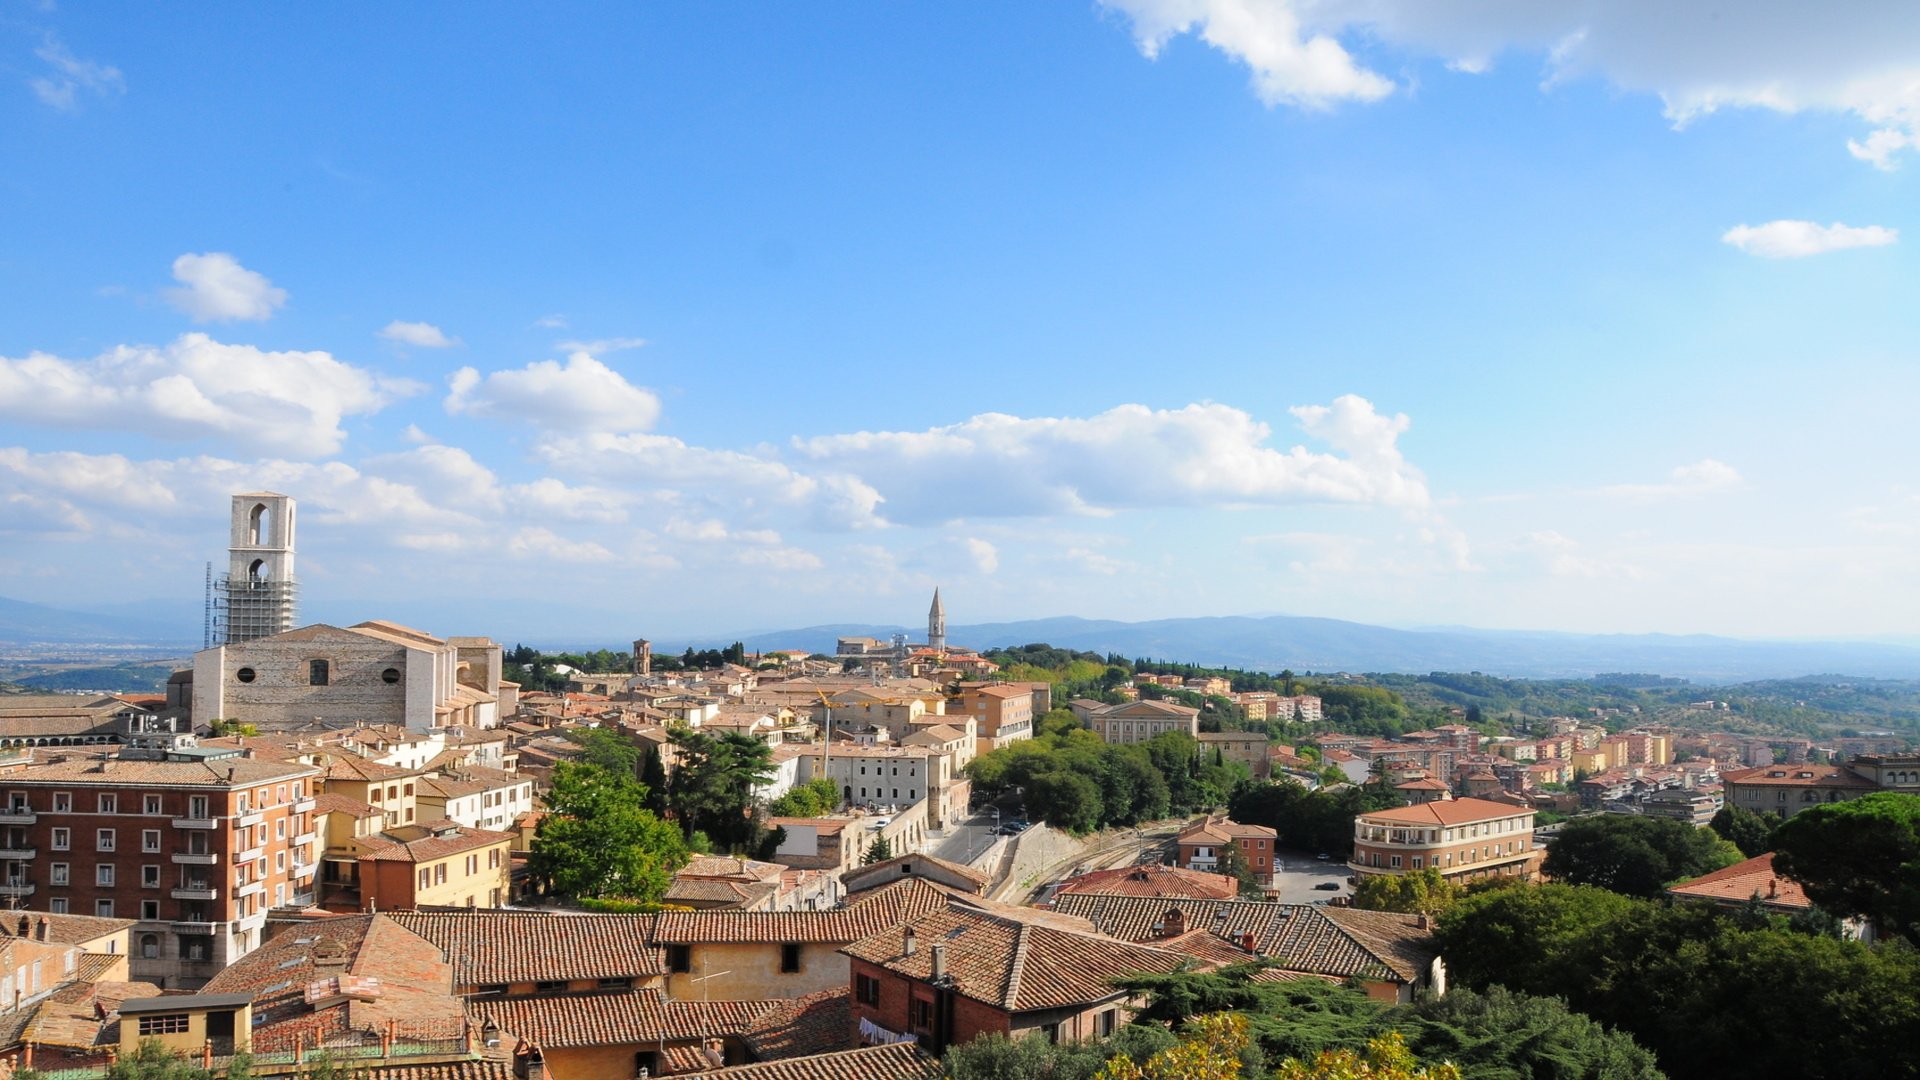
(554, 336, 648, 354)
(0, 334, 417, 456)
(1523, 530, 1641, 579)
(28, 34, 123, 111)
(793, 395, 1429, 525)
(1722, 220, 1898, 258)
(1101, 2, 1920, 164)
(1105, 0, 1394, 108)
(505, 527, 615, 563)
(966, 538, 1000, 574)
(378, 321, 458, 348)
(445, 352, 661, 433)
(1602, 459, 1744, 499)
(535, 432, 886, 531)
(162, 253, 287, 323)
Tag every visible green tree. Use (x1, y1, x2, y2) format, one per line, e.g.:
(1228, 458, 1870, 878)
(1216, 840, 1265, 899)
(567, 727, 640, 776)
(528, 762, 688, 901)
(864, 834, 893, 864)
(769, 777, 842, 818)
(1027, 770, 1105, 833)
(637, 744, 669, 815)
(1350, 869, 1462, 916)
(105, 1040, 213, 1080)
(668, 727, 776, 852)
(1772, 791, 1920, 942)
(1708, 804, 1779, 858)
(1541, 814, 1742, 897)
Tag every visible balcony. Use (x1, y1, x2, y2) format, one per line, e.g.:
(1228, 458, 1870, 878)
(0, 882, 34, 898)
(234, 880, 265, 898)
(294, 832, 318, 848)
(171, 919, 223, 934)
(0, 847, 35, 861)
(236, 910, 268, 931)
(287, 890, 316, 908)
(171, 885, 219, 901)
(291, 862, 317, 880)
(292, 797, 317, 814)
(172, 852, 220, 866)
(173, 817, 219, 830)
(235, 846, 265, 864)
(234, 810, 265, 829)
(0, 809, 35, 826)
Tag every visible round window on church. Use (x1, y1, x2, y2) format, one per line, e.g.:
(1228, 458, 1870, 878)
(382, 668, 401, 684)
(236, 667, 256, 683)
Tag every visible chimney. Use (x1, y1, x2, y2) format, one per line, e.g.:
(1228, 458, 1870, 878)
(931, 943, 947, 982)
(1161, 908, 1186, 938)
(1768, 878, 1778, 898)
(35, 916, 49, 941)
(902, 926, 916, 956)
(1239, 932, 1256, 954)
(1417, 914, 1433, 930)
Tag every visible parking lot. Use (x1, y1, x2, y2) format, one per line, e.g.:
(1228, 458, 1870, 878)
(1267, 850, 1353, 904)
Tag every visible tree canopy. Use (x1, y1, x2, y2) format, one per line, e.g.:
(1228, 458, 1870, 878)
(528, 761, 687, 901)
(1707, 804, 1778, 858)
(1539, 814, 1742, 897)
(667, 727, 776, 854)
(1772, 791, 1920, 942)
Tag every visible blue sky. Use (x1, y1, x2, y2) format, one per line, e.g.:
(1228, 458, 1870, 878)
(3, 2, 1918, 643)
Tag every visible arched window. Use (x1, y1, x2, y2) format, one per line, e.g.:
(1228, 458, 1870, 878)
(140, 934, 159, 959)
(248, 503, 271, 546)
(249, 558, 269, 583)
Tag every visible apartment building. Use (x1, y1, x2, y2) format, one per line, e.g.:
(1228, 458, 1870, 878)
(1176, 816, 1278, 886)
(1350, 797, 1540, 885)
(0, 734, 319, 987)
(950, 685, 1034, 757)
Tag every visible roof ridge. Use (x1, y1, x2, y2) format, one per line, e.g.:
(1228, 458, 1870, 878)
(1001, 923, 1032, 1010)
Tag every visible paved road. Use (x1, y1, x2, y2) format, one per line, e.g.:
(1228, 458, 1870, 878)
(929, 810, 1006, 868)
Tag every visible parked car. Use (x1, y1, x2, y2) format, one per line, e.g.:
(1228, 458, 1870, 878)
(1313, 881, 1341, 891)
(1315, 852, 1332, 861)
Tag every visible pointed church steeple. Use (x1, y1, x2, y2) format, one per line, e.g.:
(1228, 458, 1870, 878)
(928, 588, 947, 652)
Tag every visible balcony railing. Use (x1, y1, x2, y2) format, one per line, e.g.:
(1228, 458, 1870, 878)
(0, 882, 34, 897)
(171, 885, 219, 901)
(235, 845, 266, 864)
(292, 797, 317, 814)
(171, 919, 223, 934)
(235, 810, 265, 828)
(235, 880, 265, 898)
(173, 817, 219, 829)
(172, 852, 219, 865)
(0, 809, 36, 826)
(0, 847, 35, 861)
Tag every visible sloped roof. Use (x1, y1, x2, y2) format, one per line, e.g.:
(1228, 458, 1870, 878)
(472, 988, 769, 1050)
(679, 1044, 940, 1080)
(1356, 797, 1532, 826)
(385, 911, 666, 984)
(1667, 852, 1814, 911)
(1047, 895, 1436, 984)
(841, 895, 1187, 1013)
(1051, 864, 1237, 902)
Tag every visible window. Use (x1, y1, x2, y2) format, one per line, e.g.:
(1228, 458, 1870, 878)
(309, 660, 330, 686)
(488, 848, 501, 869)
(236, 794, 249, 814)
(597, 977, 630, 990)
(48, 898, 67, 914)
(52, 793, 71, 813)
(49, 863, 68, 885)
(435, 864, 447, 885)
(141, 900, 159, 921)
(95, 900, 113, 917)
(911, 996, 934, 1030)
(855, 973, 880, 1005)
(534, 979, 567, 993)
(1390, 855, 1402, 869)
(275, 852, 285, 872)
(142, 865, 160, 888)
(185, 939, 207, 962)
(143, 795, 162, 815)
(667, 945, 692, 974)
(143, 829, 161, 852)
(382, 667, 401, 684)
(1412, 857, 1423, 870)
(189, 796, 208, 819)
(140, 934, 160, 959)
(236, 667, 257, 683)
(1099, 1008, 1118, 1038)
(465, 854, 478, 875)
(779, 943, 801, 973)
(138, 1013, 192, 1036)
(1042, 1022, 1061, 1045)
(418, 869, 431, 890)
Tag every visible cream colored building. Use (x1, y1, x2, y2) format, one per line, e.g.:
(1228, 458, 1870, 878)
(1084, 699, 1200, 745)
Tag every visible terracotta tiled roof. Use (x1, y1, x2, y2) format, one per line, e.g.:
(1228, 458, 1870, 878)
(742, 987, 853, 1060)
(1667, 852, 1814, 911)
(1355, 797, 1532, 826)
(1048, 895, 1436, 984)
(1177, 816, 1277, 843)
(840, 853, 990, 893)
(359, 1059, 513, 1080)
(385, 911, 666, 984)
(359, 824, 516, 862)
(655, 877, 950, 944)
(0, 911, 136, 946)
(314, 792, 382, 818)
(841, 895, 1188, 1013)
(1721, 765, 1878, 789)
(677, 1044, 940, 1080)
(473, 988, 769, 1050)
(1051, 864, 1237, 902)
(2, 755, 316, 787)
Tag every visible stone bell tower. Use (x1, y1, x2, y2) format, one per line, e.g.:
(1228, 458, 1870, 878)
(218, 492, 298, 643)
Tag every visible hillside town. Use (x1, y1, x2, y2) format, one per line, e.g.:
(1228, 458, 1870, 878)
(0, 495, 1916, 1078)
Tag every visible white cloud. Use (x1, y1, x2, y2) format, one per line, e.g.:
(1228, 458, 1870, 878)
(535, 432, 886, 531)
(28, 34, 123, 111)
(1102, 2, 1920, 165)
(794, 395, 1429, 525)
(505, 527, 616, 563)
(1722, 220, 1898, 258)
(966, 537, 1000, 575)
(533, 314, 570, 329)
(445, 352, 661, 433)
(1521, 530, 1641, 580)
(0, 334, 417, 456)
(1601, 459, 1744, 499)
(378, 321, 458, 348)
(1105, 0, 1394, 108)
(162, 253, 288, 323)
(554, 336, 648, 354)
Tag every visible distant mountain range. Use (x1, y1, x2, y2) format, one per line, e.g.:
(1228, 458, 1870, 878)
(673, 614, 1920, 684)
(0, 596, 197, 646)
(8, 593, 1920, 685)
